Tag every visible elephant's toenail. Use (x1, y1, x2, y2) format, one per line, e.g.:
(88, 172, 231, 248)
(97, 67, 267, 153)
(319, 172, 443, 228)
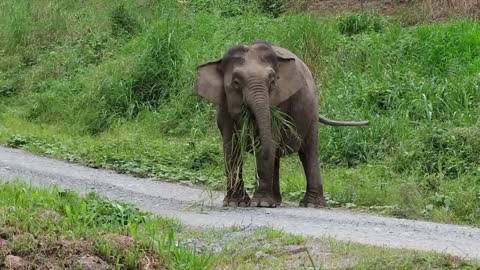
(260, 201, 270, 207)
(250, 202, 258, 207)
(307, 203, 315, 208)
(239, 202, 248, 207)
(228, 201, 237, 207)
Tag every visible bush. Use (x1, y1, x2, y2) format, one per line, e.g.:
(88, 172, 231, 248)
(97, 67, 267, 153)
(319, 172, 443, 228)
(393, 126, 480, 178)
(339, 13, 385, 35)
(257, 0, 288, 17)
(131, 29, 180, 108)
(189, 0, 253, 17)
(188, 0, 288, 18)
(77, 193, 148, 226)
(110, 4, 139, 36)
(0, 81, 18, 97)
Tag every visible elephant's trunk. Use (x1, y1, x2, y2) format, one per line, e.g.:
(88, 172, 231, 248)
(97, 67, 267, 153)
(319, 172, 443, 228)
(246, 80, 274, 161)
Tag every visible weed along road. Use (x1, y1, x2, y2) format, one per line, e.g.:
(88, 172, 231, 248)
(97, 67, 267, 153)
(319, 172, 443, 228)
(0, 145, 479, 260)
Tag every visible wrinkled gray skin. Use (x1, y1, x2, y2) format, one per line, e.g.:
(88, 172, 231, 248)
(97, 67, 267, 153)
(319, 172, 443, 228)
(194, 41, 368, 208)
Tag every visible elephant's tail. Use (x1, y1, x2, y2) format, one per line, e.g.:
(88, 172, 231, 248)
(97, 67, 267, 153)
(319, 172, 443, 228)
(318, 114, 369, 126)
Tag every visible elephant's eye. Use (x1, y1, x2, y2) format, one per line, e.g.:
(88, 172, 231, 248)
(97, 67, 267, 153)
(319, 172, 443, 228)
(232, 79, 241, 89)
(269, 73, 276, 86)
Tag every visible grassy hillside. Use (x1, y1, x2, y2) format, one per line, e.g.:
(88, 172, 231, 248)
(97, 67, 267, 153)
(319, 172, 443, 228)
(1, 0, 480, 226)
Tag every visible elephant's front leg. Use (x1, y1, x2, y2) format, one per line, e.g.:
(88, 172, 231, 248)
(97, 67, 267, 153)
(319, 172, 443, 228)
(250, 151, 277, 208)
(273, 155, 282, 205)
(223, 141, 250, 207)
(219, 114, 250, 207)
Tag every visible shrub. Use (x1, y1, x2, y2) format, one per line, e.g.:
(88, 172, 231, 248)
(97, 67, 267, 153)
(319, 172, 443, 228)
(0, 81, 18, 97)
(393, 125, 480, 178)
(7, 134, 29, 148)
(131, 29, 180, 108)
(76, 193, 148, 226)
(110, 4, 139, 36)
(339, 13, 385, 36)
(257, 0, 288, 17)
(189, 0, 253, 17)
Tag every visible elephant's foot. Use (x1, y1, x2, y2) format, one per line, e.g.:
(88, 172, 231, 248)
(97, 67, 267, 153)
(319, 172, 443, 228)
(250, 192, 277, 208)
(299, 192, 327, 208)
(273, 194, 282, 206)
(223, 192, 251, 207)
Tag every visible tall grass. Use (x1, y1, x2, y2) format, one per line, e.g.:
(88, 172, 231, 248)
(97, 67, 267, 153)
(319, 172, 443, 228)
(1, 0, 480, 224)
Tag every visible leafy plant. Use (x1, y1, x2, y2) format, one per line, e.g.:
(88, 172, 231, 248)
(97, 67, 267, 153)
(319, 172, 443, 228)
(64, 193, 151, 227)
(7, 134, 29, 148)
(257, 0, 288, 17)
(158, 230, 214, 270)
(110, 4, 139, 36)
(0, 83, 17, 97)
(131, 28, 180, 108)
(339, 13, 385, 35)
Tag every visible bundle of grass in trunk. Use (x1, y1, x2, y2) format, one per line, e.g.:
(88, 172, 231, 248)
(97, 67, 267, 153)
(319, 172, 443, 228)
(228, 106, 300, 189)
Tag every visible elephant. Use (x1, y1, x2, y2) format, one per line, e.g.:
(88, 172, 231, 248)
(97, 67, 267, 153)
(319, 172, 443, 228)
(194, 41, 368, 208)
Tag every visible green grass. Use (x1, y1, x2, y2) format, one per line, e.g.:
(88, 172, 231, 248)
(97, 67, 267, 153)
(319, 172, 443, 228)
(1, 0, 480, 226)
(1, 181, 478, 269)
(0, 181, 213, 269)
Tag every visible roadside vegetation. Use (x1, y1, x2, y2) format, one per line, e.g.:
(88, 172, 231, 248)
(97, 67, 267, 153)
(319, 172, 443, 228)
(1, 181, 478, 269)
(1, 0, 480, 226)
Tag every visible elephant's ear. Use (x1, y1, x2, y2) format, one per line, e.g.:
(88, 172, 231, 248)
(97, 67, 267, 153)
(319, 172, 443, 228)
(194, 60, 224, 105)
(270, 46, 305, 106)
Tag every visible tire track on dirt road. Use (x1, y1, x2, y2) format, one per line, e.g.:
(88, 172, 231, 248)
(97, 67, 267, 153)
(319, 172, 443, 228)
(0, 146, 479, 260)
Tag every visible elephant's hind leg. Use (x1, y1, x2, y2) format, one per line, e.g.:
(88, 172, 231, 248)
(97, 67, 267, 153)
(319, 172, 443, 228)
(298, 127, 327, 208)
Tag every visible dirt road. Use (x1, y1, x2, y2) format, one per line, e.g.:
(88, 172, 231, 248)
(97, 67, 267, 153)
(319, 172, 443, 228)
(0, 146, 479, 260)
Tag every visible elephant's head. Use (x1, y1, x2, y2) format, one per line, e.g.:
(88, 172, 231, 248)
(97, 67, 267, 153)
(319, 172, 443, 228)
(194, 41, 305, 160)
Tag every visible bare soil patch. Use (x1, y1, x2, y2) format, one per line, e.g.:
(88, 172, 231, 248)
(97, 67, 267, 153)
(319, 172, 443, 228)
(0, 226, 108, 270)
(303, 0, 480, 21)
(302, 0, 407, 16)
